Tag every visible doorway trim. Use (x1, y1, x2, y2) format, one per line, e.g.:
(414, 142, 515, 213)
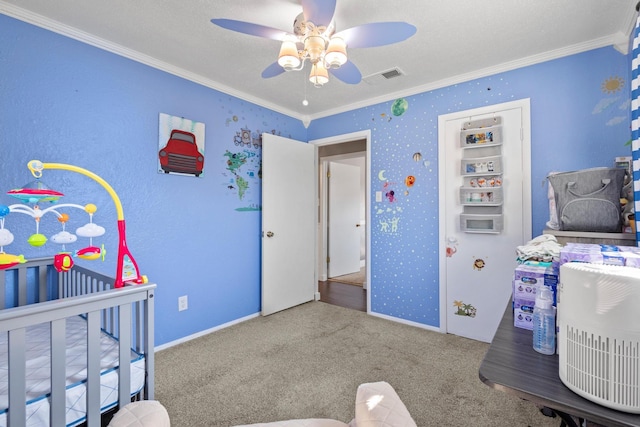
(321, 155, 365, 280)
(310, 130, 371, 313)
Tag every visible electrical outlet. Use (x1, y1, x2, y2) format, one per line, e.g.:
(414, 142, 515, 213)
(178, 295, 188, 311)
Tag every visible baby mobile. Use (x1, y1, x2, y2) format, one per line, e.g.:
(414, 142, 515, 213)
(0, 160, 146, 288)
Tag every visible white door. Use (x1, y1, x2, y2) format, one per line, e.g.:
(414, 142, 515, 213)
(262, 134, 317, 316)
(439, 99, 531, 342)
(328, 161, 361, 278)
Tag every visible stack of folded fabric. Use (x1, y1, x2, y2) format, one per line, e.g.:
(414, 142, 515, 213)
(516, 234, 563, 263)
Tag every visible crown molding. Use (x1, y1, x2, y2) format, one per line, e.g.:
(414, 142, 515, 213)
(0, 2, 306, 123)
(308, 34, 628, 122)
(2, 2, 631, 126)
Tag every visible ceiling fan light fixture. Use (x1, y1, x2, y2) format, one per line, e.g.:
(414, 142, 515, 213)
(325, 36, 347, 69)
(305, 34, 326, 63)
(309, 62, 329, 87)
(277, 40, 301, 70)
(211, 1, 416, 88)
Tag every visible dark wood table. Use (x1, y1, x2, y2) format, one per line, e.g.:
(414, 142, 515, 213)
(479, 304, 640, 427)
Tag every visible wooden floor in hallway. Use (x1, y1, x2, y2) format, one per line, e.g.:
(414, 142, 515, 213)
(318, 280, 366, 312)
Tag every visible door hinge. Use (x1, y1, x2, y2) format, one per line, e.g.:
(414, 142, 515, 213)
(327, 171, 331, 178)
(326, 256, 330, 263)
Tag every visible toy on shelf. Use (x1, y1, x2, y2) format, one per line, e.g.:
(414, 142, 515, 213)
(0, 160, 146, 288)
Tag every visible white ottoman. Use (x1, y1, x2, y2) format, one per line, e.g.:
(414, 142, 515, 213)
(108, 400, 171, 427)
(233, 419, 348, 427)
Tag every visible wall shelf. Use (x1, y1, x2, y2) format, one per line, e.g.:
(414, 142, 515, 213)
(459, 118, 504, 233)
(459, 186, 503, 205)
(460, 126, 502, 148)
(461, 155, 502, 175)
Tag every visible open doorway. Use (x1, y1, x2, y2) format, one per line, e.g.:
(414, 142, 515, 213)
(312, 131, 370, 312)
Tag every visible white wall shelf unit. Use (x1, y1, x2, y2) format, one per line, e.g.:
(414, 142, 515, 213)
(459, 117, 504, 233)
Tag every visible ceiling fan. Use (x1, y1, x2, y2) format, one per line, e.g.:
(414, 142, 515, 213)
(211, 0, 416, 87)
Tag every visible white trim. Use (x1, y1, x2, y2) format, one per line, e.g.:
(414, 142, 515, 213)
(437, 116, 449, 333)
(520, 100, 533, 242)
(310, 130, 372, 312)
(154, 308, 442, 352)
(311, 130, 371, 147)
(154, 312, 260, 352)
(307, 36, 624, 121)
(319, 152, 366, 281)
(1, 2, 625, 123)
(0, 2, 304, 121)
(368, 311, 443, 334)
(437, 98, 532, 336)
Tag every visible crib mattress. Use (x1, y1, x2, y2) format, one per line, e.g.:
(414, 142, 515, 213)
(0, 315, 146, 427)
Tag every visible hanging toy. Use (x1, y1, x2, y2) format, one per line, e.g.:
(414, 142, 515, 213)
(51, 213, 76, 272)
(27, 160, 146, 287)
(0, 204, 25, 269)
(1, 161, 146, 285)
(8, 180, 63, 248)
(7, 180, 63, 204)
(50, 213, 76, 249)
(4, 176, 107, 272)
(74, 204, 106, 260)
(27, 206, 48, 247)
(53, 252, 73, 272)
(51, 205, 107, 270)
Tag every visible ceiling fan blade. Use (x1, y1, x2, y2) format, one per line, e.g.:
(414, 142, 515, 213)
(301, 0, 336, 28)
(261, 62, 286, 79)
(335, 22, 417, 48)
(211, 18, 289, 41)
(330, 60, 362, 84)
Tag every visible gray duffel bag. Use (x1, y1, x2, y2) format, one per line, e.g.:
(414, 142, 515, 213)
(547, 167, 626, 232)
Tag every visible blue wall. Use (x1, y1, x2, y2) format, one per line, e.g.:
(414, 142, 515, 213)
(308, 47, 632, 325)
(0, 15, 306, 345)
(1, 13, 632, 343)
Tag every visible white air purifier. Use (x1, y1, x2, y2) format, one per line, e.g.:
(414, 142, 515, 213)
(558, 262, 640, 413)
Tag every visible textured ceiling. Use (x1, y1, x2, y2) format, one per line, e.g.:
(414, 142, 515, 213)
(1, 0, 637, 122)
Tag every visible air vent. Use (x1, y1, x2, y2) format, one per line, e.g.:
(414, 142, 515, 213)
(362, 67, 405, 85)
(381, 68, 403, 79)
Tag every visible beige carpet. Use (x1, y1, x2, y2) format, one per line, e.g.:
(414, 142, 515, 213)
(326, 267, 365, 286)
(155, 301, 559, 427)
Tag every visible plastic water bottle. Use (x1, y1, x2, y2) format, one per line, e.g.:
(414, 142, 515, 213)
(532, 285, 555, 355)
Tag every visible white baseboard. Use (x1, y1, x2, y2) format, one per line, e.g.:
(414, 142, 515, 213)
(154, 312, 260, 352)
(368, 311, 443, 334)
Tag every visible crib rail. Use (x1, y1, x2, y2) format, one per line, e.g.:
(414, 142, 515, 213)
(0, 258, 156, 427)
(0, 257, 53, 308)
(58, 264, 153, 358)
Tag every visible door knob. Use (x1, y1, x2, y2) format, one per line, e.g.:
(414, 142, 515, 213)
(266, 231, 274, 238)
(355, 224, 361, 227)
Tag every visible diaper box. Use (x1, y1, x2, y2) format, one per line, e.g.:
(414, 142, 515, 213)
(513, 304, 534, 330)
(513, 297, 535, 311)
(560, 243, 640, 268)
(514, 263, 558, 282)
(513, 264, 558, 303)
(512, 263, 558, 330)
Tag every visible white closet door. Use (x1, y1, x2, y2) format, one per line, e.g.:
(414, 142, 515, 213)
(439, 99, 531, 343)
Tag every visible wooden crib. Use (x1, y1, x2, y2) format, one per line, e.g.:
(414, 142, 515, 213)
(0, 257, 156, 427)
